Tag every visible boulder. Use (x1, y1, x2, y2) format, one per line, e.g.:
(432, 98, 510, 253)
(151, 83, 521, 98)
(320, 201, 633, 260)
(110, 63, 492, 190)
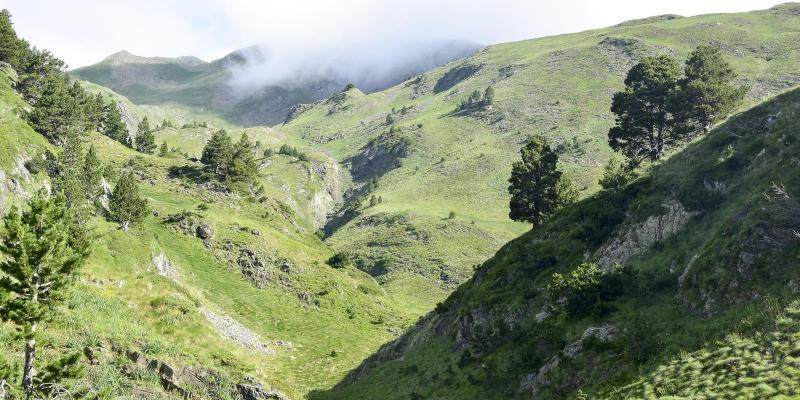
(196, 221, 213, 239)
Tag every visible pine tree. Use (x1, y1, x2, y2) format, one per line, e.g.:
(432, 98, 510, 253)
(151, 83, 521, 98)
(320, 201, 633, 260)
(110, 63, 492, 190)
(671, 45, 748, 138)
(109, 171, 148, 232)
(25, 74, 83, 145)
(0, 192, 90, 397)
(82, 92, 105, 132)
(0, 9, 23, 67)
(483, 86, 495, 106)
(201, 129, 233, 176)
(101, 101, 129, 145)
(83, 144, 103, 198)
(607, 55, 682, 166)
(228, 132, 258, 182)
(508, 135, 575, 227)
(55, 129, 86, 207)
(159, 141, 169, 157)
(15, 47, 65, 104)
(135, 117, 156, 154)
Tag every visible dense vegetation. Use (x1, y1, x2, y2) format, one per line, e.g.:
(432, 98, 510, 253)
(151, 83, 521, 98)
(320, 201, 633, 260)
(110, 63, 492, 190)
(315, 75, 800, 400)
(279, 3, 800, 314)
(1, 3, 800, 399)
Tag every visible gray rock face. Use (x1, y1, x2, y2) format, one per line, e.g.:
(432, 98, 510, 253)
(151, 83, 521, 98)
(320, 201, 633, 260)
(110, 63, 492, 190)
(595, 200, 697, 270)
(238, 248, 275, 289)
(236, 381, 290, 400)
(520, 324, 619, 396)
(310, 159, 344, 228)
(153, 252, 179, 279)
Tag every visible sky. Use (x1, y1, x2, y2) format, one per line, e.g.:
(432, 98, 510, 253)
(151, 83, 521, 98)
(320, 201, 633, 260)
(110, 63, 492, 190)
(2, 0, 784, 69)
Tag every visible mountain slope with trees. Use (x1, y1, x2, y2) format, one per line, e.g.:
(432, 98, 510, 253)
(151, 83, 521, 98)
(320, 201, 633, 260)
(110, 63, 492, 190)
(278, 2, 800, 314)
(0, 10, 419, 398)
(312, 73, 800, 400)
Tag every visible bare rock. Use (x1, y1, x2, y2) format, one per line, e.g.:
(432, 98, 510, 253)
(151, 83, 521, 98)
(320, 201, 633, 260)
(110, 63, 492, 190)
(153, 253, 179, 279)
(238, 249, 275, 288)
(196, 221, 213, 239)
(200, 308, 275, 355)
(595, 200, 697, 270)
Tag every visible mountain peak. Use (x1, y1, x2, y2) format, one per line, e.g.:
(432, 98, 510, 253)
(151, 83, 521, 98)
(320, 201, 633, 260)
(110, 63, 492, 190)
(101, 50, 206, 67)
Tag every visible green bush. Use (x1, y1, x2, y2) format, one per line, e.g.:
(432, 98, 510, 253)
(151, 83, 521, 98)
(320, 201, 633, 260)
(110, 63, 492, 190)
(327, 252, 352, 268)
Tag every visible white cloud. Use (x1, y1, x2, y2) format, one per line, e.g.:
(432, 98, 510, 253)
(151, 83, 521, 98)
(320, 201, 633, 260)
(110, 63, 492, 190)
(3, 0, 783, 69)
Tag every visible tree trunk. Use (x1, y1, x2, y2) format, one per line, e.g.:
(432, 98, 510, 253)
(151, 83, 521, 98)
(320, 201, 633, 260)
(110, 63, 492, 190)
(121, 220, 129, 232)
(22, 323, 36, 397)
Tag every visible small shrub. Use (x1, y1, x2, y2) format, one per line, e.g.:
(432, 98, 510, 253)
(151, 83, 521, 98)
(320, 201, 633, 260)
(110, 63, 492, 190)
(448, 210, 456, 219)
(327, 252, 352, 268)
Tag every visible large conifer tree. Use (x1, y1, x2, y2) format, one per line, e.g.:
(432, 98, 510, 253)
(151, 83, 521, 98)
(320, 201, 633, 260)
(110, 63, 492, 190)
(135, 117, 156, 154)
(671, 45, 748, 138)
(508, 135, 575, 227)
(109, 171, 148, 231)
(201, 129, 233, 177)
(607, 55, 682, 166)
(228, 132, 258, 182)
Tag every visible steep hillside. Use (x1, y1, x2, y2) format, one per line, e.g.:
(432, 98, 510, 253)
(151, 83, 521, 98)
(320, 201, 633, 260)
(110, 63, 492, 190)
(280, 3, 800, 313)
(70, 42, 480, 127)
(0, 63, 417, 398)
(312, 79, 800, 399)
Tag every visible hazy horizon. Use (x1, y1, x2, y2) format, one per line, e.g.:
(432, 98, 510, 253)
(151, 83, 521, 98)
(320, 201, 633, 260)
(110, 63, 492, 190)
(3, 0, 784, 69)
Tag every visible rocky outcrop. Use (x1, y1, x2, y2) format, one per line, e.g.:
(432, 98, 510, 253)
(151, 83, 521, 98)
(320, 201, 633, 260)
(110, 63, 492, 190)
(344, 132, 412, 182)
(238, 248, 276, 289)
(153, 252, 179, 279)
(200, 308, 275, 355)
(196, 221, 213, 239)
(520, 324, 619, 396)
(118, 347, 287, 399)
(0, 153, 43, 212)
(310, 160, 344, 228)
(236, 378, 290, 400)
(595, 200, 697, 270)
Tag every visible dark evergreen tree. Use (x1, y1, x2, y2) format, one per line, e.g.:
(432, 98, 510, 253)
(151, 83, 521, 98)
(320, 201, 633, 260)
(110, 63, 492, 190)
(159, 140, 169, 157)
(101, 101, 129, 145)
(55, 130, 86, 207)
(201, 129, 233, 176)
(15, 47, 65, 104)
(607, 55, 682, 166)
(83, 144, 103, 198)
(671, 45, 748, 138)
(82, 92, 105, 132)
(483, 86, 495, 106)
(25, 74, 82, 145)
(228, 132, 258, 182)
(0, 9, 24, 67)
(0, 192, 90, 397)
(109, 171, 148, 231)
(508, 135, 575, 227)
(135, 117, 156, 154)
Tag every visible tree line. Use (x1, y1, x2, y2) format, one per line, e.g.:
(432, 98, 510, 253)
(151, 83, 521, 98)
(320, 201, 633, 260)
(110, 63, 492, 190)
(0, 9, 161, 153)
(0, 10, 153, 398)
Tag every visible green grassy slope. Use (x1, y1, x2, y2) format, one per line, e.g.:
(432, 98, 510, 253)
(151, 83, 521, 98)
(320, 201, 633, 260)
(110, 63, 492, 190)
(311, 84, 800, 399)
(0, 65, 416, 398)
(279, 3, 800, 313)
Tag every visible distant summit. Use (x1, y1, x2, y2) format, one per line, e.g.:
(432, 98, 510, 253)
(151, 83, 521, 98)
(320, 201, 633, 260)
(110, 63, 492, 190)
(71, 41, 481, 126)
(101, 50, 207, 67)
